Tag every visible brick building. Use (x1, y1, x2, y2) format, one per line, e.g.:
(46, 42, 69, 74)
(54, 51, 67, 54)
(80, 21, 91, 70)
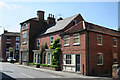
(20, 10, 120, 75)
(0, 30, 20, 61)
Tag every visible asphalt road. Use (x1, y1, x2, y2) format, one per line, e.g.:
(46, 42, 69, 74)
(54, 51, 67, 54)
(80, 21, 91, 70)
(0, 62, 112, 80)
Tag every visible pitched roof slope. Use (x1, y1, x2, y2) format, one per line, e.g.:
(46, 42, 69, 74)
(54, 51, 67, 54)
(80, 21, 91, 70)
(42, 14, 79, 35)
(3, 32, 20, 36)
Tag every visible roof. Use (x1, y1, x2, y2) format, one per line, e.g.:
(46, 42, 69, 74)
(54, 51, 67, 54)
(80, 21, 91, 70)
(3, 32, 20, 36)
(41, 14, 79, 35)
(63, 21, 120, 37)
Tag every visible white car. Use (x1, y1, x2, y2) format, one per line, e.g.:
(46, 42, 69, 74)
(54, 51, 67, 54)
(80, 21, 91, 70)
(7, 57, 16, 62)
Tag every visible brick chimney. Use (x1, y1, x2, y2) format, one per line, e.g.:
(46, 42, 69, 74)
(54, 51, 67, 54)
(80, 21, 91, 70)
(47, 14, 55, 25)
(37, 10, 45, 21)
(4, 30, 7, 33)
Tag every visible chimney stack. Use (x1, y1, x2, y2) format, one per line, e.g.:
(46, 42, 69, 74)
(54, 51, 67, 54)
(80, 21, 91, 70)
(47, 14, 55, 25)
(37, 10, 45, 21)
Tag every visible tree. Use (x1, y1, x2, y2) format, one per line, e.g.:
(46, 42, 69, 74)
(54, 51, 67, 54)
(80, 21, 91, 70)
(118, 26, 120, 31)
(50, 38, 61, 65)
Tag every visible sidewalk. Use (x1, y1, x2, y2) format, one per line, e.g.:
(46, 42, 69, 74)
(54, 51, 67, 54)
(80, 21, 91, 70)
(13, 62, 112, 79)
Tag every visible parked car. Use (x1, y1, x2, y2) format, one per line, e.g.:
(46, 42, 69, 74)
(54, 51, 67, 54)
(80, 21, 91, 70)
(7, 57, 16, 62)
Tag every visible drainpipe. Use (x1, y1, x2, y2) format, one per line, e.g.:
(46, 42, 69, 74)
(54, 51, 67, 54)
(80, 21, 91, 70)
(87, 30, 90, 75)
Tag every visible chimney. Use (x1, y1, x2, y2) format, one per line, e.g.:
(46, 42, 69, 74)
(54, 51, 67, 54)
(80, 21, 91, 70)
(57, 17, 63, 21)
(4, 30, 7, 33)
(47, 14, 55, 25)
(37, 10, 45, 21)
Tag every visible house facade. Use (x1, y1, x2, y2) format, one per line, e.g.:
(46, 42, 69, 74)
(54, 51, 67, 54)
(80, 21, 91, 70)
(0, 30, 20, 61)
(20, 10, 120, 75)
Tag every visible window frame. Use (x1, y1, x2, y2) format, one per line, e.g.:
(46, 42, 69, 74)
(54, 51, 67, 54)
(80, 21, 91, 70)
(47, 53, 51, 65)
(22, 23, 27, 30)
(97, 53, 103, 65)
(49, 36, 54, 45)
(37, 38, 40, 47)
(16, 43, 20, 50)
(22, 32, 27, 44)
(7, 36, 11, 41)
(16, 37, 20, 41)
(97, 35, 102, 46)
(113, 53, 118, 63)
(65, 54, 72, 65)
(113, 38, 117, 47)
(73, 20, 77, 26)
(64, 35, 70, 46)
(73, 33, 80, 45)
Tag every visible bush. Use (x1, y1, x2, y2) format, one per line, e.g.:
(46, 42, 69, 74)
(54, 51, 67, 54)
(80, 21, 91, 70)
(29, 63, 40, 65)
(40, 64, 59, 68)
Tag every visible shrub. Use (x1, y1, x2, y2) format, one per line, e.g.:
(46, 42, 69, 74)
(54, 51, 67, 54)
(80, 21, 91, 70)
(29, 63, 40, 65)
(40, 64, 59, 68)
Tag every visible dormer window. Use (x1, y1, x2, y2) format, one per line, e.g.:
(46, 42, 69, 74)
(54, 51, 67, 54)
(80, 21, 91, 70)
(22, 23, 27, 30)
(73, 20, 77, 26)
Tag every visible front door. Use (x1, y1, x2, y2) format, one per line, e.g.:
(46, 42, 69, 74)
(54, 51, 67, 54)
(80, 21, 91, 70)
(76, 54, 80, 72)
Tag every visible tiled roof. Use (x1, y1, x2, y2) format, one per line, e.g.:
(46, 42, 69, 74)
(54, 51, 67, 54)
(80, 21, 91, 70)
(63, 21, 120, 37)
(3, 32, 20, 36)
(41, 14, 79, 35)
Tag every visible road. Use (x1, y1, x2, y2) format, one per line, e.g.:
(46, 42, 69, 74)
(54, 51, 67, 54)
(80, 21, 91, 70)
(0, 62, 63, 79)
(0, 62, 112, 80)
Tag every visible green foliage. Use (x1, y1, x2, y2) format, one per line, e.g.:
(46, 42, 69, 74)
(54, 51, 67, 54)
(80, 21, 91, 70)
(29, 63, 40, 65)
(49, 38, 61, 66)
(40, 64, 59, 68)
(118, 28, 120, 31)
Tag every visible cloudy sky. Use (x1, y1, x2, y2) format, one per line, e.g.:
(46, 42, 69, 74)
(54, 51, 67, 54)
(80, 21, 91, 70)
(0, 0, 119, 35)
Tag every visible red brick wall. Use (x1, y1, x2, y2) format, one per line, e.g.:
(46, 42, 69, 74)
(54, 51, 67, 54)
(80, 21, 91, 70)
(88, 31, 120, 75)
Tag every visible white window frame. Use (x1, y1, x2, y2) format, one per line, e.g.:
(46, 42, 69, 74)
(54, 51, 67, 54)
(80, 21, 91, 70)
(97, 53, 103, 65)
(16, 37, 20, 41)
(22, 32, 27, 44)
(16, 43, 20, 50)
(7, 36, 11, 41)
(64, 35, 70, 46)
(73, 33, 80, 45)
(97, 35, 102, 45)
(37, 38, 40, 47)
(22, 23, 27, 30)
(113, 38, 117, 47)
(50, 36, 54, 45)
(63, 54, 72, 65)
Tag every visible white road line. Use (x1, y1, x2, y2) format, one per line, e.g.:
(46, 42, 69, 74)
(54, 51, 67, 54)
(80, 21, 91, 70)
(20, 73, 34, 78)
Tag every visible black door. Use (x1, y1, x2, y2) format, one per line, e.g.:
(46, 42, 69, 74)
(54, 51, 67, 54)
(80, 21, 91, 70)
(76, 54, 80, 72)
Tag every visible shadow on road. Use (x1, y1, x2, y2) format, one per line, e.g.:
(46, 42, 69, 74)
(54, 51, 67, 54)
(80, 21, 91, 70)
(0, 72, 16, 80)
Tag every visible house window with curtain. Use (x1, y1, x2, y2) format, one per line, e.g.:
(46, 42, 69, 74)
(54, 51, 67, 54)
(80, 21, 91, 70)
(73, 33, 80, 45)
(22, 23, 27, 30)
(113, 53, 117, 63)
(37, 38, 40, 47)
(64, 35, 69, 46)
(22, 32, 27, 43)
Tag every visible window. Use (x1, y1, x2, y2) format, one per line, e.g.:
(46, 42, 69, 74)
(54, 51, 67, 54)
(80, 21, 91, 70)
(6, 42, 11, 48)
(73, 33, 80, 45)
(38, 54, 40, 63)
(22, 23, 27, 30)
(16, 43, 20, 50)
(97, 35, 102, 45)
(73, 20, 77, 26)
(113, 53, 117, 63)
(37, 38, 40, 47)
(47, 53, 51, 64)
(66, 55, 71, 64)
(6, 52, 10, 58)
(7, 36, 11, 40)
(22, 51, 27, 61)
(97, 53, 103, 65)
(113, 38, 117, 47)
(64, 35, 69, 46)
(22, 32, 27, 43)
(50, 36, 54, 45)
(16, 37, 20, 41)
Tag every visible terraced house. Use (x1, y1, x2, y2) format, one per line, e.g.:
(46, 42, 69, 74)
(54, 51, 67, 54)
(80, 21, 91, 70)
(20, 10, 120, 75)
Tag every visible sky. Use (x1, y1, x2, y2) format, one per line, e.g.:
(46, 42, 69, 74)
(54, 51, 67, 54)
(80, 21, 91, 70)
(0, 1, 119, 35)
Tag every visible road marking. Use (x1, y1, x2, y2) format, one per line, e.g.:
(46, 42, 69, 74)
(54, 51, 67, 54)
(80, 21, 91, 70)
(20, 73, 34, 78)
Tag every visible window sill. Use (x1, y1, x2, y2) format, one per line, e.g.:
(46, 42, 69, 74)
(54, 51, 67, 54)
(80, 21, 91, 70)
(22, 42, 27, 45)
(113, 45, 117, 47)
(97, 64, 103, 66)
(64, 44, 70, 47)
(73, 43, 80, 46)
(97, 44, 102, 46)
(63, 64, 75, 67)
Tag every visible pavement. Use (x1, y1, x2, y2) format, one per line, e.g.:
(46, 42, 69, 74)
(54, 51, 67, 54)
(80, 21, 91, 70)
(12, 62, 112, 79)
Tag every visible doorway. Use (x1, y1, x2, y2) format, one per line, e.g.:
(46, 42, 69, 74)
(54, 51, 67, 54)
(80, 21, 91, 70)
(76, 54, 80, 72)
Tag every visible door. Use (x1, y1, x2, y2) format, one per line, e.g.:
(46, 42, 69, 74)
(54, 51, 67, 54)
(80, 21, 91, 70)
(76, 54, 80, 72)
